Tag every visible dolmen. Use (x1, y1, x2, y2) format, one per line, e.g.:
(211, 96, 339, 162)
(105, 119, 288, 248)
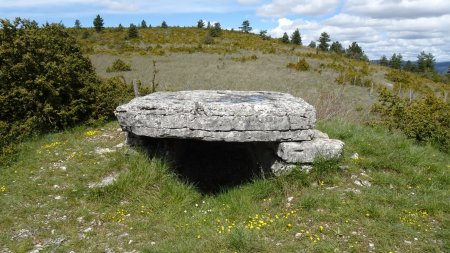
(115, 90, 344, 175)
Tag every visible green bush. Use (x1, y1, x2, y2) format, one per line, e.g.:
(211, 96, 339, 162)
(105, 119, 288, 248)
(106, 59, 132, 72)
(371, 88, 450, 152)
(0, 18, 141, 156)
(286, 58, 310, 71)
(0, 18, 100, 154)
(91, 77, 150, 121)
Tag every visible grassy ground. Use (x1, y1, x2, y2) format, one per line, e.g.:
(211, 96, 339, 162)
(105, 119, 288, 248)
(83, 27, 448, 122)
(1, 120, 448, 252)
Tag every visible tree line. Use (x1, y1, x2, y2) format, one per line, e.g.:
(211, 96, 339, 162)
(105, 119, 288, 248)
(378, 52, 437, 73)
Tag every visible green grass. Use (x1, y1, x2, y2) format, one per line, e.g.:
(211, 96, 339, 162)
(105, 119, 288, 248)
(1, 120, 448, 252)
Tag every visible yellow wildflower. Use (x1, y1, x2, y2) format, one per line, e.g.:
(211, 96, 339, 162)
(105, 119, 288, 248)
(84, 130, 100, 136)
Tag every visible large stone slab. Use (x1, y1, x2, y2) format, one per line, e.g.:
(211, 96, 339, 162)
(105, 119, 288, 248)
(115, 90, 316, 142)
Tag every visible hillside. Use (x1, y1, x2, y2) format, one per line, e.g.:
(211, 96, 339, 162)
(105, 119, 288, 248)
(1, 26, 449, 252)
(435, 62, 450, 74)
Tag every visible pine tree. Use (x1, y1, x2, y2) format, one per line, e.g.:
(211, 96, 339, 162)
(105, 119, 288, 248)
(308, 41, 316, 48)
(197, 19, 205, 28)
(141, 20, 147, 28)
(403, 60, 417, 72)
(330, 41, 344, 54)
(281, 32, 289, 43)
(318, 32, 330, 51)
(290, 29, 302, 45)
(128, 23, 139, 39)
(74, 20, 81, 29)
(389, 53, 403, 69)
(117, 24, 124, 32)
(417, 51, 436, 73)
(239, 20, 252, 33)
(161, 21, 168, 28)
(209, 22, 222, 37)
(259, 30, 269, 40)
(346, 42, 366, 60)
(379, 55, 389, 66)
(93, 14, 104, 32)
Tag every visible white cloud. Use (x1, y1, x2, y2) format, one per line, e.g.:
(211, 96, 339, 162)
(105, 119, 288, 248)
(257, 0, 340, 17)
(268, 12, 450, 61)
(264, 1, 450, 61)
(344, 0, 450, 19)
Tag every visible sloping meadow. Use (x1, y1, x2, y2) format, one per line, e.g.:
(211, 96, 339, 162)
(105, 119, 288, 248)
(0, 120, 448, 252)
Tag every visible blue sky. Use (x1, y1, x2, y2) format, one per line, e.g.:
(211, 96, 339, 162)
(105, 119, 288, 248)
(1, 0, 450, 61)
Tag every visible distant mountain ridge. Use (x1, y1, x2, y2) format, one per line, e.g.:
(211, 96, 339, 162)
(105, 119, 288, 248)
(435, 62, 450, 73)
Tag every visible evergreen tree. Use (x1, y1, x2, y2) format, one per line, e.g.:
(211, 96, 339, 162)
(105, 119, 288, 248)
(259, 30, 269, 40)
(239, 20, 252, 33)
(127, 23, 139, 38)
(281, 32, 289, 43)
(403, 60, 417, 72)
(417, 51, 436, 73)
(141, 20, 147, 28)
(290, 28, 302, 45)
(197, 19, 205, 28)
(207, 21, 211, 29)
(93, 14, 104, 32)
(161, 21, 168, 28)
(209, 22, 222, 37)
(308, 41, 316, 48)
(74, 19, 81, 29)
(379, 55, 389, 66)
(318, 32, 330, 51)
(346, 42, 366, 60)
(389, 53, 403, 69)
(117, 24, 124, 32)
(329, 41, 344, 54)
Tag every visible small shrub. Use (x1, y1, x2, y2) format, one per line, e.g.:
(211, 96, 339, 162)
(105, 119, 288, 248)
(127, 23, 139, 39)
(203, 33, 214, 44)
(106, 59, 132, 72)
(371, 88, 450, 152)
(335, 70, 372, 87)
(287, 58, 310, 71)
(91, 77, 150, 121)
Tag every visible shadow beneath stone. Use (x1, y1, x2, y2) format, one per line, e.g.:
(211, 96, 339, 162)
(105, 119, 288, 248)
(130, 134, 276, 194)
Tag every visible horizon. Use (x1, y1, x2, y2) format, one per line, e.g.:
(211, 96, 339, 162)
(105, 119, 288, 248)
(1, 0, 450, 61)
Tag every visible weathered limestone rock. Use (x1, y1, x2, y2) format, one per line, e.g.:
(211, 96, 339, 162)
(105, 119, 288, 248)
(115, 90, 316, 142)
(276, 138, 344, 164)
(115, 90, 344, 176)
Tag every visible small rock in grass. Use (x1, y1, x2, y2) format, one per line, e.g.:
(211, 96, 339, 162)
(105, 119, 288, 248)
(83, 227, 93, 233)
(95, 147, 115, 155)
(351, 153, 359, 160)
(114, 143, 125, 149)
(54, 195, 62, 200)
(88, 173, 119, 188)
(287, 196, 294, 202)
